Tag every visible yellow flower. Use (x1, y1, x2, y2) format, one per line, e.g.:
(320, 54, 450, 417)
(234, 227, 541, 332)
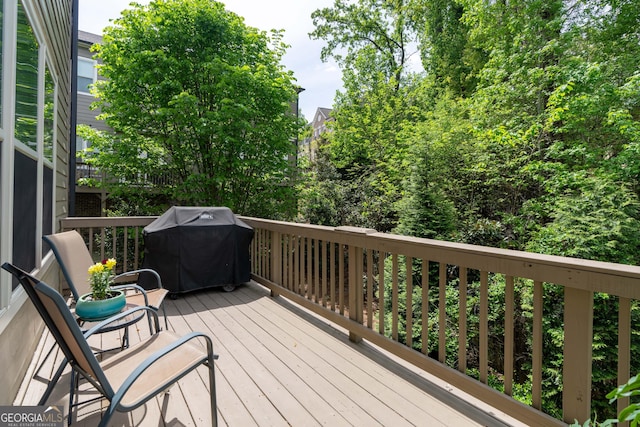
(88, 262, 104, 275)
(87, 259, 117, 300)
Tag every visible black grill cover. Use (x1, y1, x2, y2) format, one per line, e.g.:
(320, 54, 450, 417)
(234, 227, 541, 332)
(140, 206, 254, 293)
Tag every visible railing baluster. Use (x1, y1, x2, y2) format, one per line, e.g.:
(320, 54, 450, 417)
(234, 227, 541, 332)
(533, 281, 543, 410)
(313, 239, 327, 307)
(100, 227, 106, 260)
(123, 226, 129, 272)
(111, 226, 117, 260)
(378, 252, 385, 336)
(366, 249, 373, 329)
(406, 256, 413, 349)
(267, 230, 272, 278)
(438, 262, 446, 364)
(338, 244, 344, 315)
(504, 275, 515, 396)
(329, 242, 335, 310)
(88, 227, 94, 256)
(299, 236, 303, 296)
(306, 237, 312, 302)
(263, 228, 267, 277)
(421, 260, 428, 355)
(298, 236, 303, 297)
(293, 235, 299, 295)
(316, 239, 329, 307)
(265, 228, 269, 278)
(392, 253, 399, 341)
(257, 228, 263, 277)
(134, 227, 140, 270)
(257, 228, 262, 277)
(458, 267, 468, 373)
(270, 231, 281, 295)
(480, 270, 488, 384)
(289, 235, 294, 292)
(252, 229, 257, 276)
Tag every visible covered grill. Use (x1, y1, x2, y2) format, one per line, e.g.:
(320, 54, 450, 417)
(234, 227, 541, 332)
(140, 206, 254, 294)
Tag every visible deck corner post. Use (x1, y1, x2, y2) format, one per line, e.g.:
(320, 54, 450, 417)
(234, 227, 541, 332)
(348, 244, 364, 343)
(563, 286, 593, 424)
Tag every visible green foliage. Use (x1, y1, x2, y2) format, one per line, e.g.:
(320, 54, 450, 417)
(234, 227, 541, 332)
(303, 0, 427, 231)
(412, 0, 484, 96)
(84, 0, 301, 218)
(296, 148, 346, 226)
(527, 177, 640, 265)
(310, 0, 417, 86)
(607, 374, 640, 427)
(306, 0, 640, 422)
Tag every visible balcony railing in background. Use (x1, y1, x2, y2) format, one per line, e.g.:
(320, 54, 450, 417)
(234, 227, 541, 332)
(60, 215, 640, 427)
(75, 160, 104, 181)
(75, 161, 176, 187)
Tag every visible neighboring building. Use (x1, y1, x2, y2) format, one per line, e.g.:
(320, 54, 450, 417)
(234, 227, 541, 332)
(75, 30, 109, 217)
(76, 31, 107, 133)
(301, 107, 333, 161)
(0, 0, 73, 403)
(311, 107, 333, 141)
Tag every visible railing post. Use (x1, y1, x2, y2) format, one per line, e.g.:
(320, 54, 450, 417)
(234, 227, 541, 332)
(349, 243, 363, 343)
(563, 287, 593, 424)
(270, 231, 282, 297)
(335, 226, 376, 343)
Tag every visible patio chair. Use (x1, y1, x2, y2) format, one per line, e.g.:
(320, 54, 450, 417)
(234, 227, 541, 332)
(2, 262, 218, 427)
(43, 230, 169, 330)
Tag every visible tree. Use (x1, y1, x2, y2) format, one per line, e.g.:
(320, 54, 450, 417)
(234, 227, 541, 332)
(411, 0, 484, 96)
(82, 0, 301, 218)
(306, 0, 424, 231)
(310, 0, 416, 90)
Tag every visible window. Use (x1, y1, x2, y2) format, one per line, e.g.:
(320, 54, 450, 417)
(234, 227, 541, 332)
(77, 57, 96, 94)
(44, 64, 54, 161)
(12, 150, 37, 277)
(76, 135, 91, 153)
(1, 1, 59, 295)
(15, 1, 38, 151)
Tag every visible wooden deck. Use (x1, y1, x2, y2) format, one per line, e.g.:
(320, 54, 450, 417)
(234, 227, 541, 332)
(15, 281, 526, 426)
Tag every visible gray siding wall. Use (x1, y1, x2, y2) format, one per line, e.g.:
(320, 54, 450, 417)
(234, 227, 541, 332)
(77, 93, 109, 131)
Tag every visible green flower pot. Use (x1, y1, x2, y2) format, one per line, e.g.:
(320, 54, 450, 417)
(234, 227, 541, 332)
(75, 290, 126, 321)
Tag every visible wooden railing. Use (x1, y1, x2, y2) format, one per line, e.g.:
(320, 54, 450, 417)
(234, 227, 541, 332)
(75, 161, 176, 187)
(60, 215, 640, 426)
(60, 216, 156, 273)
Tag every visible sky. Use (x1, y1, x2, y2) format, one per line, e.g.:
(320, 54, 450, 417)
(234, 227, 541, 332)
(78, 0, 342, 122)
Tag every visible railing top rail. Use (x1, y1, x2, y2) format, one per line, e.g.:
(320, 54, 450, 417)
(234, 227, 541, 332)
(240, 216, 640, 299)
(61, 216, 158, 228)
(61, 215, 640, 299)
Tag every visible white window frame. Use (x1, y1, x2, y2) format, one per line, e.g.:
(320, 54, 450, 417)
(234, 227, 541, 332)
(0, 0, 58, 311)
(77, 57, 97, 95)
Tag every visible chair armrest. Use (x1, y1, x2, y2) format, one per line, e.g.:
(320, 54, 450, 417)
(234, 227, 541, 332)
(114, 269, 163, 289)
(83, 306, 160, 338)
(110, 283, 150, 306)
(112, 332, 218, 407)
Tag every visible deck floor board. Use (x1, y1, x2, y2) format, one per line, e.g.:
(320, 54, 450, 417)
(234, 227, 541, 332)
(17, 281, 524, 426)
